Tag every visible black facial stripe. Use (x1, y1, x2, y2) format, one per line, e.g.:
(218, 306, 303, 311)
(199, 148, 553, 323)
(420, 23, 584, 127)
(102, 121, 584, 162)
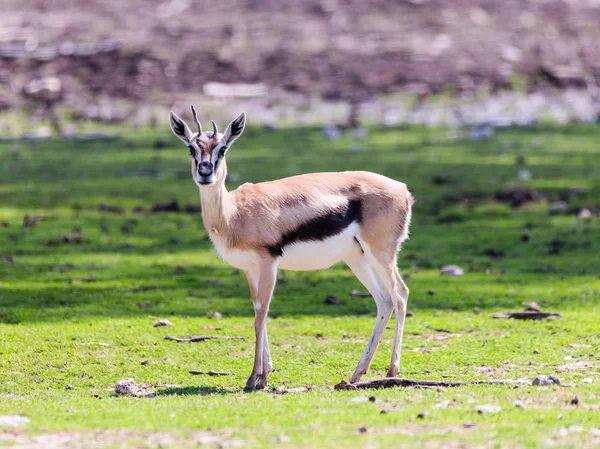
(265, 199, 362, 258)
(213, 146, 227, 171)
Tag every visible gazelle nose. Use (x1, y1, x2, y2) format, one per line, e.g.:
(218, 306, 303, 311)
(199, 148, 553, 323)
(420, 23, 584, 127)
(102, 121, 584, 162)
(198, 161, 213, 176)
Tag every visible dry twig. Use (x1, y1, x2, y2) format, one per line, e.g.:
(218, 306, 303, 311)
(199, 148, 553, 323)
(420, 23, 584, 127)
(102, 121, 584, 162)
(492, 312, 561, 320)
(334, 378, 517, 390)
(164, 335, 245, 343)
(189, 370, 232, 376)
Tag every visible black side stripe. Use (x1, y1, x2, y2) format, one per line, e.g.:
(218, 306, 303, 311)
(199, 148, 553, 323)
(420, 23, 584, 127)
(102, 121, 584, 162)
(265, 199, 362, 258)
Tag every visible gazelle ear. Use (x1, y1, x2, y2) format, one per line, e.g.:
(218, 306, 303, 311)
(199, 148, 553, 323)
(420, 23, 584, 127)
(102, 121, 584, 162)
(169, 111, 194, 144)
(222, 112, 246, 147)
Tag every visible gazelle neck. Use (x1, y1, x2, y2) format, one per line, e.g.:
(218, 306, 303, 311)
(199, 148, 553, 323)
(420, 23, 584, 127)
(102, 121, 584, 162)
(198, 160, 236, 231)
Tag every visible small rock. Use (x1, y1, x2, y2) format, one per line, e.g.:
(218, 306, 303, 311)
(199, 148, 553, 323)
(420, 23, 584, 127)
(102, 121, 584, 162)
(525, 302, 541, 312)
(207, 311, 223, 319)
(0, 415, 29, 427)
(570, 396, 579, 405)
(548, 201, 567, 214)
(380, 407, 403, 414)
(2, 255, 14, 263)
(322, 126, 342, 140)
(427, 289, 436, 295)
(416, 411, 429, 419)
(513, 400, 525, 408)
(115, 378, 138, 395)
(469, 124, 494, 141)
(517, 170, 532, 181)
(368, 396, 377, 402)
(348, 396, 370, 403)
(477, 404, 501, 414)
(357, 426, 368, 434)
(578, 208, 592, 220)
(515, 155, 526, 165)
(520, 233, 530, 242)
(532, 375, 560, 386)
(325, 295, 342, 305)
(153, 319, 173, 327)
(441, 265, 464, 277)
(581, 378, 594, 384)
(141, 360, 149, 366)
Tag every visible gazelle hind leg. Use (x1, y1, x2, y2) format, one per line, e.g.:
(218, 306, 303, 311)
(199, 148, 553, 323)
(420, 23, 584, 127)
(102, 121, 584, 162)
(346, 256, 393, 383)
(388, 268, 409, 377)
(358, 241, 409, 378)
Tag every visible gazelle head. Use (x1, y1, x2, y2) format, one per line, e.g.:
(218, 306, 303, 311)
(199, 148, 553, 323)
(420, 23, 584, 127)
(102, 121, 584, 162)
(169, 107, 246, 187)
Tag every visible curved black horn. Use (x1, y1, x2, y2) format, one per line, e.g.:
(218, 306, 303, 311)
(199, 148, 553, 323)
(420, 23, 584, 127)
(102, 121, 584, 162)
(211, 120, 218, 137)
(190, 105, 202, 134)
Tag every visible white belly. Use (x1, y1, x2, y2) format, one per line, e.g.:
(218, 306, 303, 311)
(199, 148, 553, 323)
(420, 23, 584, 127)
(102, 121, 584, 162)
(210, 223, 362, 272)
(279, 223, 361, 270)
(211, 237, 260, 271)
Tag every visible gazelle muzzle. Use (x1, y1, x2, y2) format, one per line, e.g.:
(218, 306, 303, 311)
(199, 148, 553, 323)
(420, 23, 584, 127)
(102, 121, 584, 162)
(198, 160, 214, 177)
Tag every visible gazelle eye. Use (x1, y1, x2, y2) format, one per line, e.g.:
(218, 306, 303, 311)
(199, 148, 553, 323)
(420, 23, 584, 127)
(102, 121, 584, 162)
(218, 146, 227, 156)
(188, 145, 195, 155)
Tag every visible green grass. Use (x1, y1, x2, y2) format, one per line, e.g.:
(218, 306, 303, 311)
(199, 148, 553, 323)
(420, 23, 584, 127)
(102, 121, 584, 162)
(1, 123, 599, 448)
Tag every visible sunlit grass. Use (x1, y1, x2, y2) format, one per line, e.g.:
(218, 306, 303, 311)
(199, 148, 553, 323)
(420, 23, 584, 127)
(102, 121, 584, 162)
(0, 123, 599, 448)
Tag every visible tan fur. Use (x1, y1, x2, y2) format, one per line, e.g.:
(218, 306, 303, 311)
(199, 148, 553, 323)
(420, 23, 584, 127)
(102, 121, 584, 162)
(200, 166, 413, 255)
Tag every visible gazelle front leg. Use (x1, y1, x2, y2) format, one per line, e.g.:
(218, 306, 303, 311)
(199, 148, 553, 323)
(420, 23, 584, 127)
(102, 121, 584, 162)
(244, 257, 278, 391)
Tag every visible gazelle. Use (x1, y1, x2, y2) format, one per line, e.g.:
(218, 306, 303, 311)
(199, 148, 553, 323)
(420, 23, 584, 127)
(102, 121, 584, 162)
(169, 107, 413, 390)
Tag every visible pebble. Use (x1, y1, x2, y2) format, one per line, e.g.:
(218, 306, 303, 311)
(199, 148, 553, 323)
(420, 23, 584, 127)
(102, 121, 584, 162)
(115, 378, 138, 395)
(469, 124, 494, 140)
(578, 208, 592, 220)
(441, 265, 464, 276)
(525, 301, 541, 312)
(322, 126, 342, 140)
(518, 170, 532, 181)
(548, 201, 567, 213)
(0, 415, 29, 427)
(153, 319, 173, 327)
(532, 375, 560, 386)
(477, 404, 501, 414)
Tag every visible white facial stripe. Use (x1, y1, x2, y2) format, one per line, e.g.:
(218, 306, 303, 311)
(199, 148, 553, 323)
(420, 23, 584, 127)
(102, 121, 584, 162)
(189, 141, 200, 157)
(212, 141, 227, 168)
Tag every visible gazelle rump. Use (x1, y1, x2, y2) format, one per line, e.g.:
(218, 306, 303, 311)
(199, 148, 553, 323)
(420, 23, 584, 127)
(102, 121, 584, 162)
(169, 108, 413, 390)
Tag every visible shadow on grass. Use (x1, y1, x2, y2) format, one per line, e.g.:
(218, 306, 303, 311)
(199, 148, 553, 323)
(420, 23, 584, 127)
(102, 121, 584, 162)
(157, 386, 238, 397)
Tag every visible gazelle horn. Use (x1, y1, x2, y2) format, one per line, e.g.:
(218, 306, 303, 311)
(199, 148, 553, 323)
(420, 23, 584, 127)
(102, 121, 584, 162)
(190, 105, 202, 134)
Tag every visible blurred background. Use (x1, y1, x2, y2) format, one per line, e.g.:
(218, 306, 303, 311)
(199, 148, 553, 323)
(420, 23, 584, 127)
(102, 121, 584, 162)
(1, 0, 600, 135)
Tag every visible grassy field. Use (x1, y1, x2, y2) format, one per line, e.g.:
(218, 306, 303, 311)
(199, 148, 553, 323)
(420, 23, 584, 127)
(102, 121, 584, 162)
(0, 122, 599, 448)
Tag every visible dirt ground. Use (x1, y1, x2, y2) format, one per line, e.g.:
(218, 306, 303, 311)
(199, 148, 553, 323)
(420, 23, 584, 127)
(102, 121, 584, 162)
(1, 0, 599, 114)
